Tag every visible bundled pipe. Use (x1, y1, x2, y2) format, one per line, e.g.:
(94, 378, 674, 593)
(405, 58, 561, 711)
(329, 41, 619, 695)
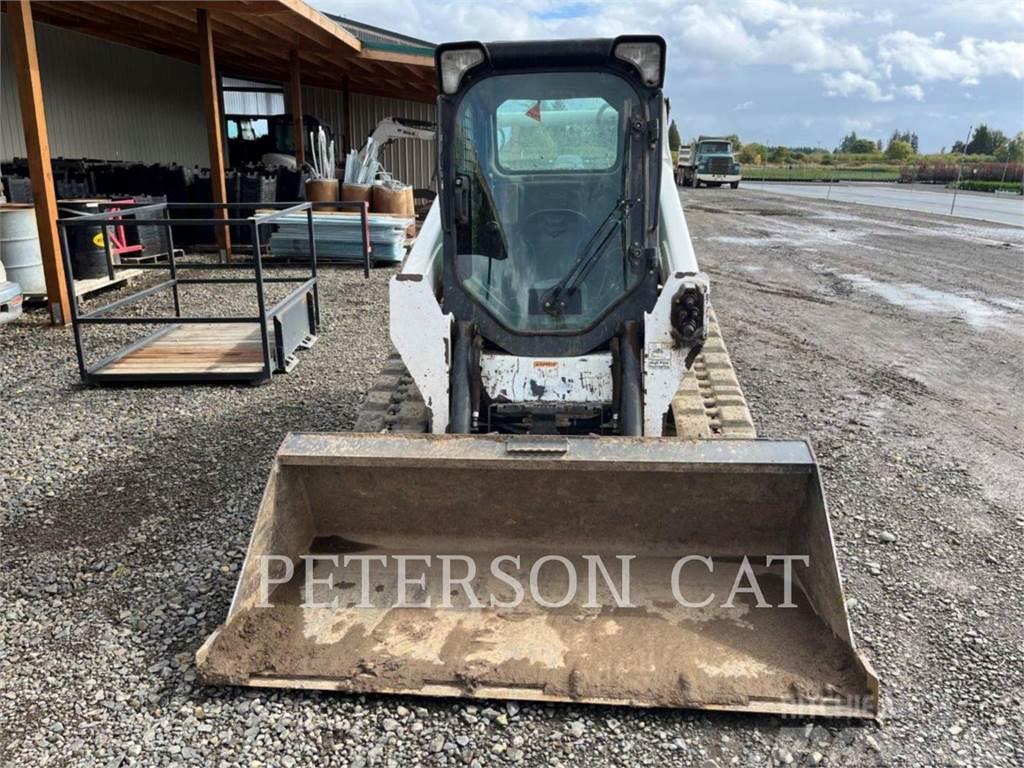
(306, 127, 335, 181)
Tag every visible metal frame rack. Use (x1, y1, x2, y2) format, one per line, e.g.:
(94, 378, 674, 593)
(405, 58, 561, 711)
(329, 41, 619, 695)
(57, 201, 370, 385)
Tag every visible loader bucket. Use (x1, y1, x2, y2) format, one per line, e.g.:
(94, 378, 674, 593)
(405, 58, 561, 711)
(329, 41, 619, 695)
(198, 433, 878, 718)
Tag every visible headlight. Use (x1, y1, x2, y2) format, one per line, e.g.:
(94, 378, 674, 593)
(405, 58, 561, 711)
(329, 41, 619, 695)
(437, 47, 485, 95)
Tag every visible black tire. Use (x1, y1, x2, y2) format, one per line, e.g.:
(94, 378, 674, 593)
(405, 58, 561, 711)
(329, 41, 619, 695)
(731, 181, 740, 189)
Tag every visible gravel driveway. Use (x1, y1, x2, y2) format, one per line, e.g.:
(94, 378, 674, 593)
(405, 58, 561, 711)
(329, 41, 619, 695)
(2, 188, 1021, 766)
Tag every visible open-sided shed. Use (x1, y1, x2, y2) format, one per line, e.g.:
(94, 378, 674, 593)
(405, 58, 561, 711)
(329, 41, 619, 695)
(2, 0, 436, 324)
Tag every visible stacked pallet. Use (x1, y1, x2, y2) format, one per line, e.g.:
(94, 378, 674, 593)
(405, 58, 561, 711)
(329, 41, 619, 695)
(268, 210, 413, 264)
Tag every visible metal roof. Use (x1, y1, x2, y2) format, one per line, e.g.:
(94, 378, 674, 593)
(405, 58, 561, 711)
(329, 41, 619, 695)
(328, 13, 435, 51)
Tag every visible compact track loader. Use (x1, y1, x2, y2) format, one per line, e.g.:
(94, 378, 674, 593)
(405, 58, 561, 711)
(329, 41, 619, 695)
(199, 36, 878, 718)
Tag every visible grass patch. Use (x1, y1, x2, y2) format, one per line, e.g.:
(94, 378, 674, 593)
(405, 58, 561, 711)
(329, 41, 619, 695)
(744, 166, 900, 182)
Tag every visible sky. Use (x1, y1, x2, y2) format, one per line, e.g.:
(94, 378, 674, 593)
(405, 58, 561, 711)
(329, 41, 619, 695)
(319, 0, 1024, 152)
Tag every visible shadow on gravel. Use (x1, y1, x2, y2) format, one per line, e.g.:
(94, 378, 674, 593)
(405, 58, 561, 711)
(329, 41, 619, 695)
(3, 385, 368, 556)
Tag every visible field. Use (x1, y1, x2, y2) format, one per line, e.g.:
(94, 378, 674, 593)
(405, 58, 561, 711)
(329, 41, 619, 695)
(739, 159, 1024, 186)
(743, 166, 900, 182)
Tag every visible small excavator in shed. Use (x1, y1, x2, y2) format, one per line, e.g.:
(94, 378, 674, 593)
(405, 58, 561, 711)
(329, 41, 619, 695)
(198, 36, 878, 718)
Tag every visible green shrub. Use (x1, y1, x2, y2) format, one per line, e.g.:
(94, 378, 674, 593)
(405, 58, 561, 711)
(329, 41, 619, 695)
(904, 162, 1023, 183)
(946, 180, 1023, 194)
(885, 140, 915, 162)
(830, 151, 887, 165)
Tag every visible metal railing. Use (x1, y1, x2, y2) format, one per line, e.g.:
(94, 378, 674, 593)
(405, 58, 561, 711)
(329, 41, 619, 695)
(56, 201, 371, 384)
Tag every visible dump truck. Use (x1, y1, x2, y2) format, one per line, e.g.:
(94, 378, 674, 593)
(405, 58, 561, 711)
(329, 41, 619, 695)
(676, 136, 742, 188)
(198, 36, 878, 718)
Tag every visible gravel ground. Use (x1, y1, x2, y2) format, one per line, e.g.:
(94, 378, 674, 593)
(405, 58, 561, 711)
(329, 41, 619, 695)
(2, 189, 1022, 767)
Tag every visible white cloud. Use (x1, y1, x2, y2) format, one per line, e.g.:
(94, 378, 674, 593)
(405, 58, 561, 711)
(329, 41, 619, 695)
(328, 0, 873, 77)
(673, 5, 761, 61)
(317, 0, 1022, 153)
(961, 38, 1024, 78)
(737, 0, 859, 28)
(878, 31, 1024, 82)
(841, 117, 874, 132)
(879, 32, 968, 81)
(901, 84, 925, 101)
(321, 0, 553, 40)
(822, 71, 893, 102)
(928, 0, 1024, 26)
(760, 24, 870, 72)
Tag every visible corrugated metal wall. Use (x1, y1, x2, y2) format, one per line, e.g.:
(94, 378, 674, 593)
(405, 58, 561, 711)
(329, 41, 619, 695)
(0, 17, 208, 166)
(350, 93, 437, 190)
(303, 85, 437, 190)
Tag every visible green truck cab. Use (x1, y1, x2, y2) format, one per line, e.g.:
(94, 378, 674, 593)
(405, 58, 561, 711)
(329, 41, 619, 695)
(675, 136, 741, 188)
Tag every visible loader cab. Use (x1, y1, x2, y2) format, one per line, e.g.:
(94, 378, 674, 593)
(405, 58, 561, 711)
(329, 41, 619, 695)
(435, 37, 666, 358)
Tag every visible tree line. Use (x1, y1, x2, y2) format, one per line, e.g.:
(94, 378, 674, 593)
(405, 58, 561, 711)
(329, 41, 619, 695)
(667, 119, 1024, 164)
(949, 124, 1020, 157)
(839, 124, 1022, 162)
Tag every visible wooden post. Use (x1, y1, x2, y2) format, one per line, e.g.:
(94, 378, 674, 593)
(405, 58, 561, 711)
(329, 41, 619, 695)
(7, 0, 71, 325)
(289, 49, 305, 166)
(196, 8, 231, 260)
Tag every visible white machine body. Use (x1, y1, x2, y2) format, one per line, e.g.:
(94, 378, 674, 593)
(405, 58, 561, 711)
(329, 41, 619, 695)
(390, 118, 708, 435)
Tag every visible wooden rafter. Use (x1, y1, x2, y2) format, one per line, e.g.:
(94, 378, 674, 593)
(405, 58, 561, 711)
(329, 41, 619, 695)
(275, 0, 362, 51)
(12, 1, 437, 100)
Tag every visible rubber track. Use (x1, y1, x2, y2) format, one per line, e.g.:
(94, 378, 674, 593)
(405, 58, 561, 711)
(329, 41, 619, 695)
(353, 307, 754, 438)
(670, 307, 757, 439)
(352, 353, 432, 434)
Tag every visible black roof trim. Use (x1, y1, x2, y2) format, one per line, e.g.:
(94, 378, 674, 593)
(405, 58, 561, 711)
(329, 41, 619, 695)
(435, 36, 666, 91)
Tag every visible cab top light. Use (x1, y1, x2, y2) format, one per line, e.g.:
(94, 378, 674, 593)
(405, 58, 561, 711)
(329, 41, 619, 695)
(614, 41, 662, 87)
(439, 48, 484, 94)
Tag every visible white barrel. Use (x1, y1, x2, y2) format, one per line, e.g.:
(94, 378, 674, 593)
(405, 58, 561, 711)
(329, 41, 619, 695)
(0, 205, 46, 295)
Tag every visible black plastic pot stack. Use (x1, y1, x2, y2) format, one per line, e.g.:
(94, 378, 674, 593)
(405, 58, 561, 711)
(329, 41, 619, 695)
(3, 159, 312, 251)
